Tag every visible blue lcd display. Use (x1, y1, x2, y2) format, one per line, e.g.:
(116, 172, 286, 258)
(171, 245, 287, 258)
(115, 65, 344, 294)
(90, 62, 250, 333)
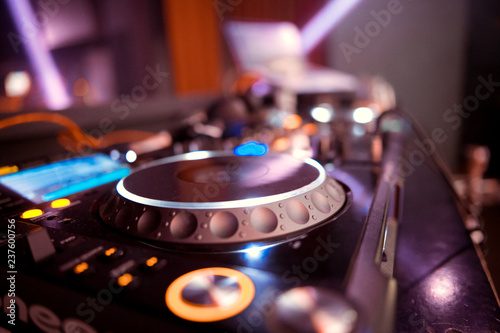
(0, 154, 130, 203)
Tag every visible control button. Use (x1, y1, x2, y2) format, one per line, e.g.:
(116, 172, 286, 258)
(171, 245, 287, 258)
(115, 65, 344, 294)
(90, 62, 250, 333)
(311, 192, 331, 214)
(137, 209, 161, 235)
(170, 212, 197, 239)
(98, 247, 125, 261)
(100, 195, 119, 220)
(286, 200, 309, 224)
(0, 165, 18, 176)
(113, 273, 140, 290)
(146, 257, 158, 267)
(210, 212, 238, 238)
(271, 287, 359, 333)
(115, 205, 132, 228)
(326, 184, 343, 203)
(117, 273, 133, 287)
(50, 198, 71, 208)
(21, 208, 43, 219)
(166, 267, 255, 322)
(26, 227, 56, 263)
(251, 207, 278, 233)
(73, 262, 89, 275)
(140, 256, 167, 272)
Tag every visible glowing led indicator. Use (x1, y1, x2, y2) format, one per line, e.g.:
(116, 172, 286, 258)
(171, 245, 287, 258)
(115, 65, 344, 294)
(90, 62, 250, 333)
(117, 273, 133, 287)
(353, 107, 374, 124)
(21, 209, 43, 219)
(105, 247, 117, 256)
(0, 165, 19, 176)
(73, 262, 89, 275)
(146, 257, 158, 267)
(234, 141, 268, 156)
(50, 198, 71, 208)
(125, 150, 137, 163)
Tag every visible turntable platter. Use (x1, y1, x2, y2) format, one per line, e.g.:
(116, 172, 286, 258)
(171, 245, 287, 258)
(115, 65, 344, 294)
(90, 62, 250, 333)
(98, 152, 347, 248)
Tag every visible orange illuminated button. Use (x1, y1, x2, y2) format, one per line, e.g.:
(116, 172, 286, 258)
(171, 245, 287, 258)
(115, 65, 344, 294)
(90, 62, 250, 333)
(105, 247, 117, 256)
(166, 267, 255, 322)
(117, 273, 133, 287)
(146, 257, 158, 267)
(21, 209, 43, 219)
(73, 262, 89, 275)
(50, 198, 71, 208)
(141, 256, 167, 272)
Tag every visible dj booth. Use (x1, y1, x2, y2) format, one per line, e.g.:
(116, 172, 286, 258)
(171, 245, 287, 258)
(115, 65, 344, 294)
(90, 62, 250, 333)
(0, 11, 499, 330)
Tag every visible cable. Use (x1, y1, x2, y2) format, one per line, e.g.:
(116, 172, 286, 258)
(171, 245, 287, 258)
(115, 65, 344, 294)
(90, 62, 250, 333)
(0, 113, 160, 153)
(0, 112, 99, 148)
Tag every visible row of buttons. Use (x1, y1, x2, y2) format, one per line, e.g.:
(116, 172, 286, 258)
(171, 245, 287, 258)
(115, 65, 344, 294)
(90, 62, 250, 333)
(20, 198, 72, 219)
(68, 246, 167, 291)
(100, 178, 347, 245)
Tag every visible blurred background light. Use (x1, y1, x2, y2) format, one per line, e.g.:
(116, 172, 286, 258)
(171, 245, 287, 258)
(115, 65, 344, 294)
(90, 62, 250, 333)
(310, 103, 334, 123)
(352, 107, 374, 124)
(5, 71, 31, 97)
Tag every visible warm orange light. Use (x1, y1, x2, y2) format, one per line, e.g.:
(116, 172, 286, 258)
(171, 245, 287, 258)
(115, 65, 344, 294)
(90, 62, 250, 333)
(73, 78, 90, 97)
(117, 273, 133, 287)
(302, 123, 318, 136)
(21, 209, 43, 219)
(146, 257, 158, 267)
(105, 247, 117, 256)
(282, 114, 302, 130)
(0, 165, 18, 176)
(166, 267, 255, 322)
(73, 262, 89, 275)
(273, 137, 291, 151)
(50, 198, 71, 208)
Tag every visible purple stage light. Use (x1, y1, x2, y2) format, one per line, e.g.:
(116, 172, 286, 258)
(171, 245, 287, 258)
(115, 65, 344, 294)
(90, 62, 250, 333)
(6, 0, 71, 110)
(301, 0, 362, 54)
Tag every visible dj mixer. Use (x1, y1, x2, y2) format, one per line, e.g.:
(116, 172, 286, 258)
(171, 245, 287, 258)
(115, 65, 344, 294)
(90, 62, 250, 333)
(1, 107, 499, 333)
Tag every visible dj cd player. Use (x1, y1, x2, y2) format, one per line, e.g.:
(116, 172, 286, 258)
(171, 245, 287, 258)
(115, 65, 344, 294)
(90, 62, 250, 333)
(1, 130, 499, 333)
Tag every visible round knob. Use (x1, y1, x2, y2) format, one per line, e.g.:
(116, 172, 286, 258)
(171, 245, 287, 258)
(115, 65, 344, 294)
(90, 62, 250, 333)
(271, 287, 359, 333)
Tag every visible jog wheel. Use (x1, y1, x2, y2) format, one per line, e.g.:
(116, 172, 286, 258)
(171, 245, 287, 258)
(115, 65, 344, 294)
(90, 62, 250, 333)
(98, 152, 348, 248)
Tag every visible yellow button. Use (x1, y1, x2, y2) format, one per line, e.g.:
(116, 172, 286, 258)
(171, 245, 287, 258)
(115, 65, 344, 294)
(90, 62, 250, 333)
(21, 209, 43, 219)
(50, 198, 71, 208)
(73, 262, 89, 275)
(0, 165, 18, 176)
(166, 267, 255, 322)
(117, 273, 133, 287)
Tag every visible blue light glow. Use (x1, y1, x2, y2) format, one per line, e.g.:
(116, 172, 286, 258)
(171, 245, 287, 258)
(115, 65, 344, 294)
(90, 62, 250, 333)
(234, 141, 268, 156)
(42, 168, 130, 201)
(241, 243, 274, 260)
